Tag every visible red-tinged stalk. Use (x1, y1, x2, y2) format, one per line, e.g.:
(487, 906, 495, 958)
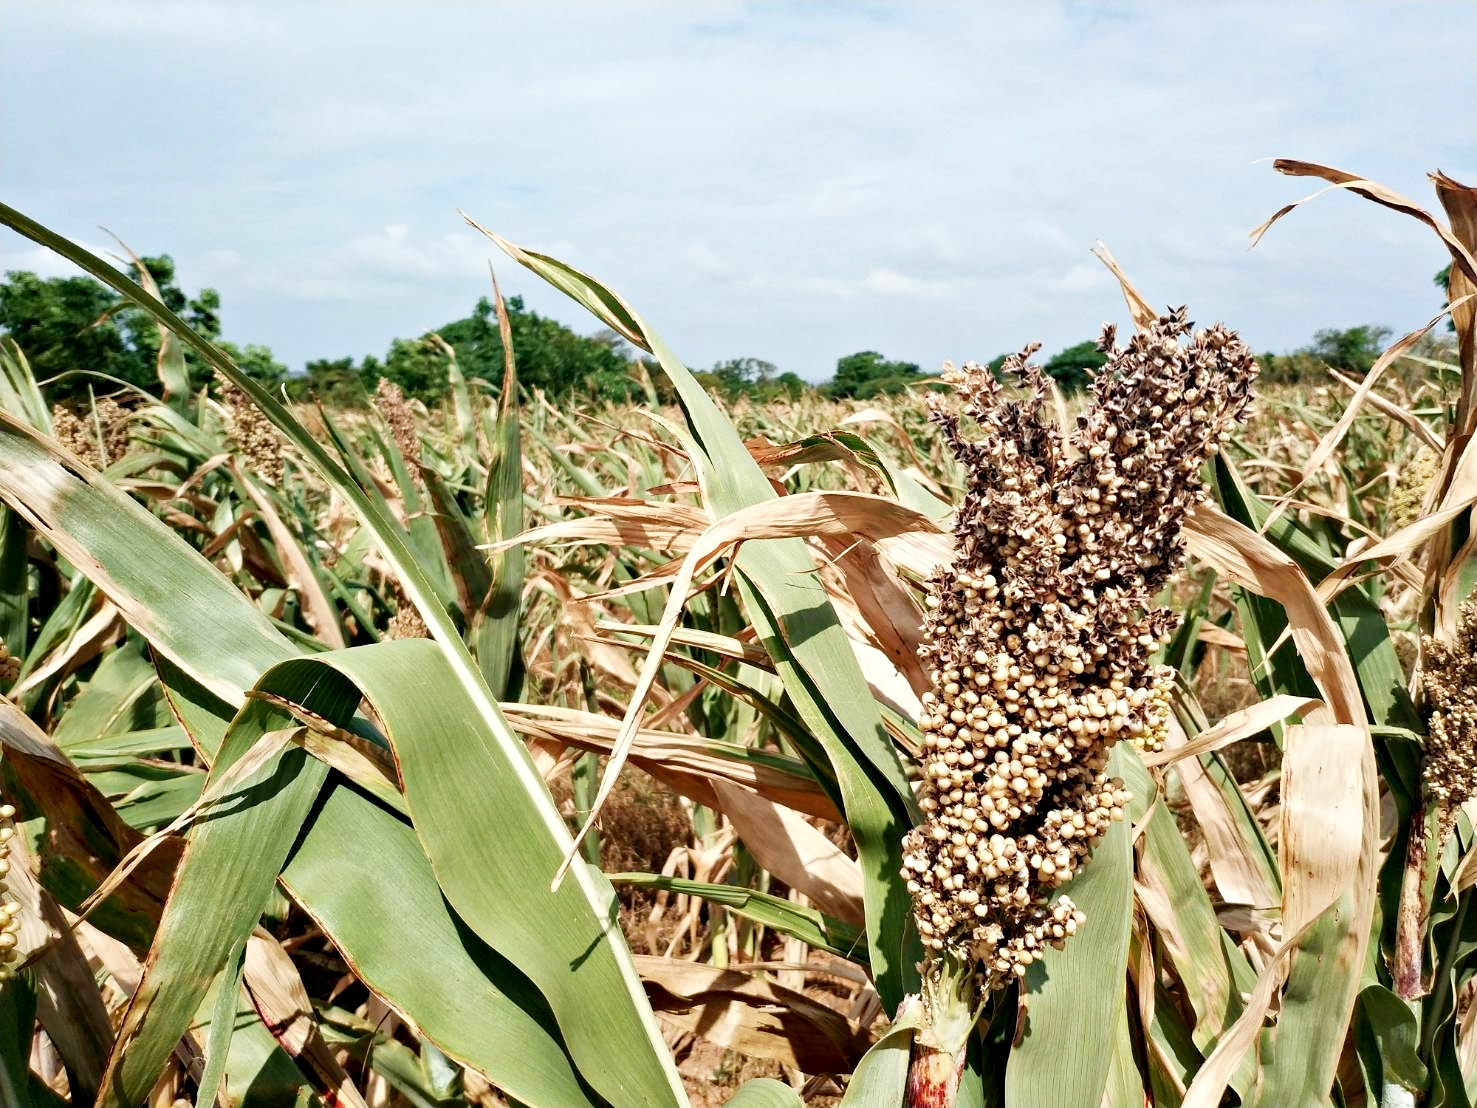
(902, 312, 1257, 1103)
(1394, 803, 1441, 1001)
(906, 953, 975, 1107)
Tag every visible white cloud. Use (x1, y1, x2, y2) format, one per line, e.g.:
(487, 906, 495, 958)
(1045, 264, 1112, 294)
(684, 242, 731, 277)
(39, 0, 285, 41)
(860, 268, 967, 300)
(342, 225, 491, 281)
(0, 236, 126, 281)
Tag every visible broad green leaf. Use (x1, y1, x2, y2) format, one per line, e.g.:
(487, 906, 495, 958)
(281, 776, 598, 1108)
(726, 1078, 805, 1107)
(1353, 984, 1427, 1103)
(0, 507, 29, 661)
(262, 641, 683, 1107)
(0, 410, 290, 730)
(610, 873, 867, 964)
(0, 204, 683, 1102)
(110, 770, 204, 830)
(197, 938, 248, 1108)
(1006, 746, 1136, 1105)
(1103, 999, 1146, 1107)
(98, 699, 337, 1107)
(52, 638, 168, 750)
(0, 337, 50, 431)
(0, 976, 37, 1108)
(1125, 751, 1256, 1052)
(838, 997, 922, 1107)
(357, 1036, 455, 1108)
(0, 701, 173, 952)
(65, 726, 191, 765)
(194, 975, 324, 1108)
(1246, 895, 1361, 1107)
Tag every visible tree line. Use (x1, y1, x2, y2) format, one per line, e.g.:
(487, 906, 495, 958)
(0, 255, 1432, 407)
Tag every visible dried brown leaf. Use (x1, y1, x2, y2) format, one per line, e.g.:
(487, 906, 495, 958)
(710, 779, 863, 926)
(1142, 694, 1319, 768)
(636, 955, 870, 1073)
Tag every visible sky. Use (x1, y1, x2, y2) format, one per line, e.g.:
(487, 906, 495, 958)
(2, 1, 1473, 382)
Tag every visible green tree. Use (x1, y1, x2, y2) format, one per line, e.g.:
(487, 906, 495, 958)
(697, 357, 774, 398)
(1042, 340, 1108, 391)
(827, 350, 923, 399)
(218, 342, 286, 387)
(693, 358, 812, 403)
(117, 255, 230, 383)
(291, 356, 371, 406)
(370, 295, 636, 403)
(0, 257, 282, 400)
(384, 336, 454, 401)
(769, 371, 808, 401)
(0, 270, 146, 395)
(1306, 325, 1392, 376)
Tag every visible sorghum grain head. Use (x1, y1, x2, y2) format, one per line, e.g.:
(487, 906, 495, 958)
(0, 800, 20, 983)
(903, 309, 1257, 988)
(1421, 599, 1477, 841)
(222, 383, 284, 485)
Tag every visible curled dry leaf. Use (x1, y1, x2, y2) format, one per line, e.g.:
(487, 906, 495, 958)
(711, 779, 864, 926)
(636, 954, 872, 1074)
(554, 490, 944, 884)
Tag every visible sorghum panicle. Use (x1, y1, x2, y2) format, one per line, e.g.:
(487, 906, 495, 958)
(374, 378, 423, 479)
(51, 398, 129, 469)
(223, 384, 285, 485)
(1388, 447, 1440, 532)
(386, 580, 430, 640)
(1421, 599, 1477, 841)
(902, 309, 1258, 986)
(0, 801, 21, 982)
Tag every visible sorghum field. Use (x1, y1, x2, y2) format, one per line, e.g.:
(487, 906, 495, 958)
(0, 161, 1474, 1108)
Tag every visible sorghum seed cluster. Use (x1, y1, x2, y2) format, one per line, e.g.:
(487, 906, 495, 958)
(222, 384, 284, 485)
(902, 309, 1257, 983)
(0, 801, 20, 983)
(51, 398, 130, 469)
(1388, 448, 1439, 532)
(374, 378, 423, 479)
(1421, 599, 1477, 841)
(386, 580, 430, 640)
(0, 639, 18, 685)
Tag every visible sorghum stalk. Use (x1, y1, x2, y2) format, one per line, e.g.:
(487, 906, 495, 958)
(901, 310, 1257, 1104)
(1395, 600, 1477, 1000)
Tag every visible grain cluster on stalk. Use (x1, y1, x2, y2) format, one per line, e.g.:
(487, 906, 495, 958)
(50, 398, 129, 470)
(222, 383, 284, 484)
(1420, 599, 1477, 842)
(0, 799, 21, 982)
(375, 377, 424, 479)
(902, 308, 1258, 992)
